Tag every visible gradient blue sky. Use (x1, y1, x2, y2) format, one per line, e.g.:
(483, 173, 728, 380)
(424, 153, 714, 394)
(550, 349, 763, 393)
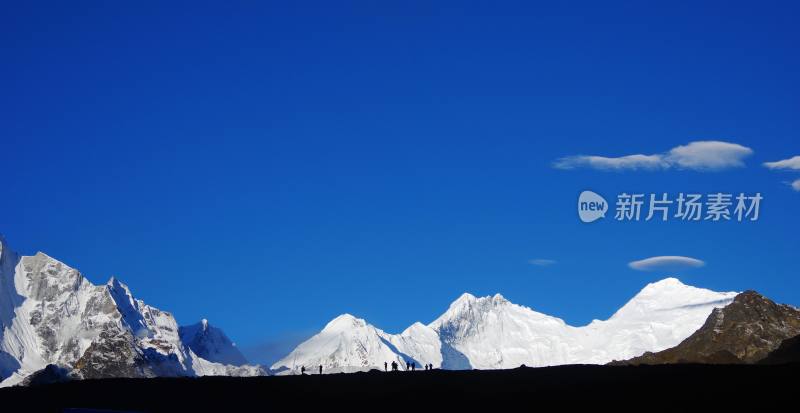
(2, 2, 799, 363)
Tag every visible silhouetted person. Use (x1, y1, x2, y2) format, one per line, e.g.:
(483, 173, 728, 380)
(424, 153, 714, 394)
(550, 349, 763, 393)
(301, 366, 306, 375)
(319, 365, 322, 375)
(391, 361, 398, 371)
(384, 362, 388, 372)
(406, 362, 410, 371)
(411, 362, 415, 371)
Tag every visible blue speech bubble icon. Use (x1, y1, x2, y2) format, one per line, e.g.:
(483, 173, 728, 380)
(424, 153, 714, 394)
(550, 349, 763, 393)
(578, 191, 608, 223)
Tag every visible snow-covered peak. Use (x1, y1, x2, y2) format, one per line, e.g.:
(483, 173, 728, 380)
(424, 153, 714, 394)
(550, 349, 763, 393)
(323, 313, 367, 332)
(106, 277, 134, 301)
(609, 277, 736, 321)
(401, 322, 430, 336)
(580, 277, 738, 364)
(492, 293, 508, 303)
(431, 291, 555, 332)
(429, 292, 573, 369)
(18, 252, 93, 302)
(440, 292, 506, 313)
(180, 319, 248, 366)
(639, 276, 686, 293)
(452, 292, 477, 305)
(271, 313, 405, 374)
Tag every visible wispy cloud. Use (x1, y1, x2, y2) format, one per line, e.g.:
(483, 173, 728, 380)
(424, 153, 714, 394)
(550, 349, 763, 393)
(554, 141, 753, 171)
(764, 155, 800, 170)
(553, 154, 666, 171)
(628, 256, 705, 272)
(529, 258, 557, 267)
(764, 155, 800, 191)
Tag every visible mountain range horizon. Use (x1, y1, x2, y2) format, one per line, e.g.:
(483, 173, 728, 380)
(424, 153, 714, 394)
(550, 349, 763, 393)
(2, 232, 798, 388)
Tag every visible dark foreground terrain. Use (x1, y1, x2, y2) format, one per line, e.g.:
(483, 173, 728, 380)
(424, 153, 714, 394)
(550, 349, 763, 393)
(2, 364, 798, 412)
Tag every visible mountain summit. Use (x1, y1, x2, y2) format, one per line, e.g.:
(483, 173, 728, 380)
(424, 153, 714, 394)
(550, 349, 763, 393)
(180, 319, 248, 366)
(271, 314, 408, 373)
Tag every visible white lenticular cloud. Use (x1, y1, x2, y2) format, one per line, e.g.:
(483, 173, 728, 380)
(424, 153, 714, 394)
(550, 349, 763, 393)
(664, 141, 753, 170)
(628, 256, 706, 272)
(792, 179, 800, 191)
(553, 140, 753, 171)
(764, 156, 800, 170)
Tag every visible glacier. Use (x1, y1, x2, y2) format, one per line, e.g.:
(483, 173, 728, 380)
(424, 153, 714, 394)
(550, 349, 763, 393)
(273, 279, 738, 373)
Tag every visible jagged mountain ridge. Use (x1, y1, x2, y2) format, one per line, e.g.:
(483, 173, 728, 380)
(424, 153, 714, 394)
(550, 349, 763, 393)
(273, 278, 740, 372)
(0, 236, 264, 387)
(613, 290, 800, 365)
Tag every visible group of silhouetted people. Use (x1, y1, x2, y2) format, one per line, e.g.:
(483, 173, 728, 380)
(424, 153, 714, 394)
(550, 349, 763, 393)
(299, 365, 324, 375)
(382, 360, 434, 372)
(301, 361, 435, 376)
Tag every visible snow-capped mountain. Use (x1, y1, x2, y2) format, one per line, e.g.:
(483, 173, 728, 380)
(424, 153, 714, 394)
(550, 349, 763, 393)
(0, 236, 265, 387)
(431, 292, 579, 369)
(272, 314, 408, 374)
(180, 319, 248, 366)
(273, 278, 738, 372)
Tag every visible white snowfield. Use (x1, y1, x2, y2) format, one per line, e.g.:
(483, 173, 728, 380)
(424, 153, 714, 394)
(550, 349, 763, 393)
(0, 236, 264, 387)
(273, 279, 738, 373)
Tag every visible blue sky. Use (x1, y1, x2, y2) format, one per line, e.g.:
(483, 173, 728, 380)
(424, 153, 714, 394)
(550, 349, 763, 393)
(2, 2, 799, 363)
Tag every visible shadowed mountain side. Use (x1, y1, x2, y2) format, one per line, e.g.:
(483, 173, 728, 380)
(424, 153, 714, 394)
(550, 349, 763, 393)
(759, 334, 800, 365)
(440, 341, 472, 370)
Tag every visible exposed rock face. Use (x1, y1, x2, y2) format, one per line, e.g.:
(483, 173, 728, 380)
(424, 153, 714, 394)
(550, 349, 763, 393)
(614, 291, 800, 365)
(72, 327, 188, 380)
